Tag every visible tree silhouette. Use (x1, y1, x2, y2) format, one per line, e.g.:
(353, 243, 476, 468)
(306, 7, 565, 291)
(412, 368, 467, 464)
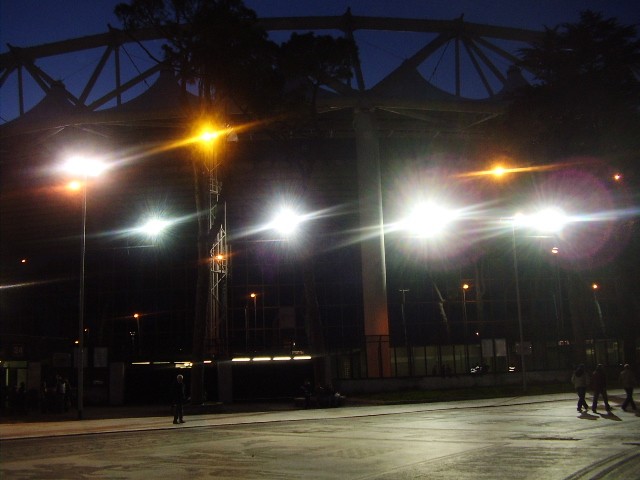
(497, 11, 640, 366)
(502, 10, 640, 163)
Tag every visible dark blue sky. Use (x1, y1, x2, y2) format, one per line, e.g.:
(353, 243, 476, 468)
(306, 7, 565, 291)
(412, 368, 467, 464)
(2, 0, 636, 47)
(1, 1, 638, 122)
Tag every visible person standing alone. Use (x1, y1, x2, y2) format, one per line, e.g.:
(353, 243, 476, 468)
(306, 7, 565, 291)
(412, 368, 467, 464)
(172, 374, 186, 424)
(619, 364, 637, 412)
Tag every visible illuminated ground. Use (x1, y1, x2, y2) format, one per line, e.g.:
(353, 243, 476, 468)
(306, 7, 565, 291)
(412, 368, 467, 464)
(2, 391, 639, 479)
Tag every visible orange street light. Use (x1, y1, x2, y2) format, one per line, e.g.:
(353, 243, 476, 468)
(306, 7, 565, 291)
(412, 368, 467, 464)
(67, 180, 83, 191)
(492, 165, 506, 178)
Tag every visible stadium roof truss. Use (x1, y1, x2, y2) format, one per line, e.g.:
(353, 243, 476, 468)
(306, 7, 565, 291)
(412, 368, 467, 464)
(0, 12, 542, 137)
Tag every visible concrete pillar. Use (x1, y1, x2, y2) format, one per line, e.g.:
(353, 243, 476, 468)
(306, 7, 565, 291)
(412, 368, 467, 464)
(354, 108, 391, 378)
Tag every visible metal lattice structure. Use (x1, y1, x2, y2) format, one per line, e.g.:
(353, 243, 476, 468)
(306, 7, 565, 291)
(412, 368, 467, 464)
(0, 13, 541, 129)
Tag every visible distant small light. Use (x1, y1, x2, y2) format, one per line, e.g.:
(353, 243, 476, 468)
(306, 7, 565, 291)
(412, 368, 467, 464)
(20, 259, 27, 264)
(232, 357, 251, 362)
(551, 246, 559, 254)
(592, 283, 599, 290)
(273, 356, 292, 361)
(293, 355, 312, 361)
(462, 283, 469, 290)
(613, 173, 622, 182)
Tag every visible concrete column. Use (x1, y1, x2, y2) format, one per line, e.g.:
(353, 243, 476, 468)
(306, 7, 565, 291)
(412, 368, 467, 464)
(354, 108, 391, 378)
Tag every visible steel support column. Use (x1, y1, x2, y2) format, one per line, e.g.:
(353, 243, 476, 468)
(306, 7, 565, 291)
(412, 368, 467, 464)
(354, 108, 391, 377)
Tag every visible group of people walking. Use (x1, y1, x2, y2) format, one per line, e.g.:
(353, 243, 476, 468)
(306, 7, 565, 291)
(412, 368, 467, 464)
(169, 366, 636, 424)
(571, 363, 637, 414)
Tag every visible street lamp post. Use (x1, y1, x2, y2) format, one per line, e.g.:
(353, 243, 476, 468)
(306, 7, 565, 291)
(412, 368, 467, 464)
(63, 155, 107, 420)
(462, 283, 470, 373)
(133, 313, 141, 356)
(508, 207, 568, 393)
(511, 224, 527, 392)
(592, 283, 605, 334)
(250, 292, 257, 351)
(77, 180, 88, 418)
(399, 289, 411, 375)
(550, 247, 562, 336)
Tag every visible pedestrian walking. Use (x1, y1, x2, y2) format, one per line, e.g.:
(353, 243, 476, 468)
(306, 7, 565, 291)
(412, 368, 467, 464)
(571, 364, 589, 413)
(619, 364, 637, 412)
(590, 364, 611, 413)
(172, 374, 187, 424)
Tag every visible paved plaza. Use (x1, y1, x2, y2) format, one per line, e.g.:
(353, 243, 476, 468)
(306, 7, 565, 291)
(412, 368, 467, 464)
(2, 391, 640, 479)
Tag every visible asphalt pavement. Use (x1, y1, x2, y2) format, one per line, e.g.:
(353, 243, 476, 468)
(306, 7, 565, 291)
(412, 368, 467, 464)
(2, 390, 639, 480)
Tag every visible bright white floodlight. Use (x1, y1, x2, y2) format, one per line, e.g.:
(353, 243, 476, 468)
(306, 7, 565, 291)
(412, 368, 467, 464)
(62, 155, 108, 177)
(139, 218, 171, 237)
(403, 202, 457, 238)
(514, 208, 568, 233)
(270, 208, 303, 236)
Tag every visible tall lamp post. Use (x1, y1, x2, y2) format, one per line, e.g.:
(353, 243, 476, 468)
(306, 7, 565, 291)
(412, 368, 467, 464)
(511, 222, 526, 392)
(592, 283, 605, 335)
(509, 207, 568, 393)
(250, 292, 257, 351)
(462, 283, 470, 373)
(133, 313, 141, 356)
(63, 155, 107, 420)
(399, 288, 411, 375)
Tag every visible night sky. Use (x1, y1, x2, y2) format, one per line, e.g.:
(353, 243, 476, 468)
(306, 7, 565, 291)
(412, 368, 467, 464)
(2, 1, 638, 47)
